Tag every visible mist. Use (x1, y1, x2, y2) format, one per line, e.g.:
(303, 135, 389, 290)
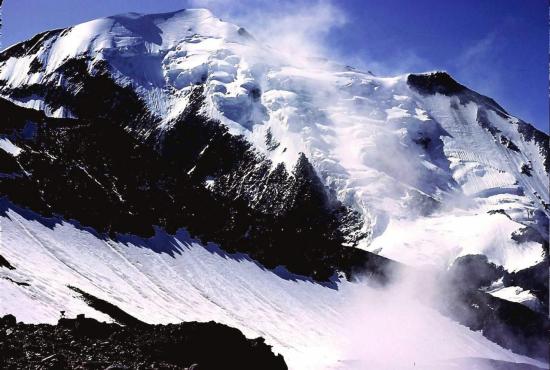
(337, 266, 542, 370)
(190, 0, 346, 62)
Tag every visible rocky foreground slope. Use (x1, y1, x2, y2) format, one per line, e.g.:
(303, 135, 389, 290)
(0, 314, 287, 369)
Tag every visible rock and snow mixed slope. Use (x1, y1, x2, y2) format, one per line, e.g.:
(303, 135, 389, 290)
(0, 9, 546, 269)
(0, 201, 547, 370)
(0, 8, 548, 369)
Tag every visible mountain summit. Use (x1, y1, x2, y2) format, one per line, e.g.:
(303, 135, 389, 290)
(0, 9, 548, 369)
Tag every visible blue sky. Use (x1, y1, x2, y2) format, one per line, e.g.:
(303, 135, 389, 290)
(2, 0, 548, 131)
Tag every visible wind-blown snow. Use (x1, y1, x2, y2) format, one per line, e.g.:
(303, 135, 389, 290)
(0, 203, 546, 370)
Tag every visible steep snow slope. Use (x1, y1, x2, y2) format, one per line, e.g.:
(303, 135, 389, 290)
(0, 9, 546, 279)
(0, 202, 546, 370)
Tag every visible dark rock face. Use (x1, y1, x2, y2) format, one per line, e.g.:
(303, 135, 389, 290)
(0, 254, 15, 270)
(448, 254, 504, 291)
(0, 315, 16, 327)
(510, 226, 548, 247)
(520, 162, 533, 176)
(0, 29, 64, 64)
(503, 260, 549, 311)
(0, 60, 382, 281)
(442, 289, 549, 362)
(476, 109, 502, 137)
(448, 248, 548, 309)
(0, 58, 156, 133)
(68, 286, 147, 328)
(517, 120, 550, 172)
(499, 135, 520, 152)
(265, 128, 281, 151)
(441, 253, 550, 361)
(0, 314, 287, 370)
(407, 72, 509, 115)
(407, 72, 466, 96)
(439, 266, 549, 362)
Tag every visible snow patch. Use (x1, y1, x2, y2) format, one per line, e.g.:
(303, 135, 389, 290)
(0, 138, 22, 156)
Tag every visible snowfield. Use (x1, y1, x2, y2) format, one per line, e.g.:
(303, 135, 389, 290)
(0, 202, 546, 370)
(367, 209, 544, 272)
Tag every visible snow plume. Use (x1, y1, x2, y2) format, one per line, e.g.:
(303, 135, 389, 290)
(338, 266, 544, 370)
(190, 0, 346, 60)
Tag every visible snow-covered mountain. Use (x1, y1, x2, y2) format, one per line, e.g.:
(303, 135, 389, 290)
(0, 8, 548, 369)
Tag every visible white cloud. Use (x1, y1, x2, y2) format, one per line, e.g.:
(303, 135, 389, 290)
(189, 0, 347, 59)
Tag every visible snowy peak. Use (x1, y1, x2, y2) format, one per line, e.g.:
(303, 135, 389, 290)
(0, 8, 266, 124)
(0, 8, 548, 276)
(0, 8, 251, 84)
(100, 8, 249, 49)
(4, 8, 246, 56)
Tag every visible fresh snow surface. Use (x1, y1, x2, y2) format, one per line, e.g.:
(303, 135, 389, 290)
(0, 138, 22, 156)
(367, 209, 544, 272)
(0, 203, 546, 370)
(489, 287, 540, 311)
(485, 278, 542, 312)
(1, 9, 547, 276)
